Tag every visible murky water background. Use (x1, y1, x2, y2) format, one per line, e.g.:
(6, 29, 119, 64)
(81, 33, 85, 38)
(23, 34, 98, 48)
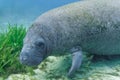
(0, 0, 79, 29)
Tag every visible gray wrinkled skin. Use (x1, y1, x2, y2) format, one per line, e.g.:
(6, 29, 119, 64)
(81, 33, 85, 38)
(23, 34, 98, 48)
(20, 0, 120, 73)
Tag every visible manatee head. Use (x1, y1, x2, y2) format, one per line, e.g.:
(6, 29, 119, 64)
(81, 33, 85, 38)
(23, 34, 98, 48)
(20, 31, 47, 66)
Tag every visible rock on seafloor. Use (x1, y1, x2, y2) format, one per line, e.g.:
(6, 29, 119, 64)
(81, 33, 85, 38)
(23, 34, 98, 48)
(7, 55, 120, 80)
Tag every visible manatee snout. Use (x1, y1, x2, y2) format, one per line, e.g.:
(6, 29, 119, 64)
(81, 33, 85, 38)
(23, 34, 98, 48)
(20, 38, 46, 66)
(20, 51, 43, 66)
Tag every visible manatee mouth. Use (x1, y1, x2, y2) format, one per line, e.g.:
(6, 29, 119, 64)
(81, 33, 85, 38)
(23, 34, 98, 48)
(20, 52, 43, 66)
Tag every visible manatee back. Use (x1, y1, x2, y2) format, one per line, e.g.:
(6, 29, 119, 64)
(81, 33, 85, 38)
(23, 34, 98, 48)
(30, 0, 120, 55)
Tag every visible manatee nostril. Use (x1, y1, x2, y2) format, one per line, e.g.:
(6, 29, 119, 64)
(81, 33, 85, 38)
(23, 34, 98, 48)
(20, 52, 29, 62)
(20, 55, 28, 62)
(22, 56, 28, 61)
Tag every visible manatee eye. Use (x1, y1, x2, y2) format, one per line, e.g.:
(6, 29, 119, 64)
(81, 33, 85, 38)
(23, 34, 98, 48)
(35, 41, 45, 49)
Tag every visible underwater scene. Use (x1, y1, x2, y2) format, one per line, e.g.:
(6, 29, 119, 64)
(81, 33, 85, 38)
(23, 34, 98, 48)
(0, 0, 120, 80)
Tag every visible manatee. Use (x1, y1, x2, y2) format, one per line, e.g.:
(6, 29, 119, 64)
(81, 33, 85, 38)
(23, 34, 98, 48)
(20, 0, 120, 77)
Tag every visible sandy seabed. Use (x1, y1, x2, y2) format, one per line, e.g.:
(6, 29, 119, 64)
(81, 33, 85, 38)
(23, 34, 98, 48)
(7, 53, 120, 80)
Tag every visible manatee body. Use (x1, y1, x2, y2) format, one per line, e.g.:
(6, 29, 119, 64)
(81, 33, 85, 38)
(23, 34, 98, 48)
(20, 0, 120, 76)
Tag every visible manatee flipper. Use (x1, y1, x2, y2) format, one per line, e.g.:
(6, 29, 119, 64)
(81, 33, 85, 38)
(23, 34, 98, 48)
(68, 47, 83, 77)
